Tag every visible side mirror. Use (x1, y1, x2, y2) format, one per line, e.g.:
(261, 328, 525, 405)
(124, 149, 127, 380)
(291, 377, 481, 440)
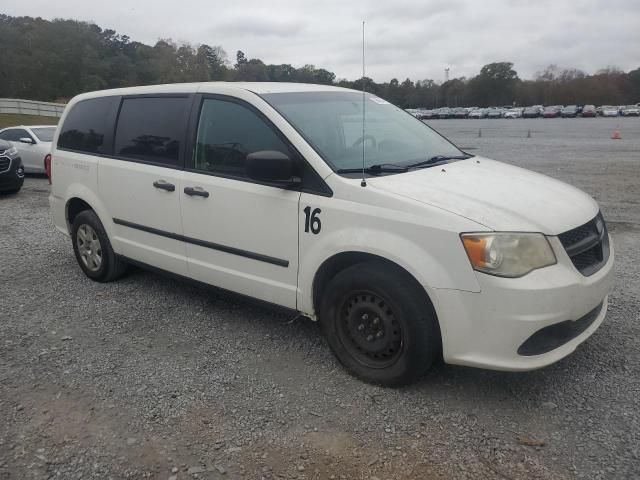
(19, 137, 34, 144)
(246, 151, 300, 187)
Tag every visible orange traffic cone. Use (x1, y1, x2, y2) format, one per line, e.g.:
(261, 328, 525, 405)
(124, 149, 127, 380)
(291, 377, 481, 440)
(611, 128, 621, 140)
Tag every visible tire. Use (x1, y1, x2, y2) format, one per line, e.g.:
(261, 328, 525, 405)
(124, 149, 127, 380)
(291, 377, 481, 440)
(319, 261, 441, 387)
(71, 210, 127, 282)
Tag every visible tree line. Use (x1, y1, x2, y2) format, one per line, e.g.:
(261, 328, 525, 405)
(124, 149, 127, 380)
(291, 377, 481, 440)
(1, 15, 639, 108)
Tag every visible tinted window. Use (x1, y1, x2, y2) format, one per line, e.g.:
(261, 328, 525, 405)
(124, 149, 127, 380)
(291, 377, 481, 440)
(58, 97, 118, 153)
(31, 127, 56, 142)
(194, 98, 291, 178)
(0, 129, 29, 142)
(114, 97, 189, 166)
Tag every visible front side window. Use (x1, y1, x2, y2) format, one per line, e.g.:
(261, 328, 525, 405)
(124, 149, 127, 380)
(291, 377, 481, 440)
(31, 127, 56, 142)
(58, 97, 118, 153)
(114, 96, 189, 166)
(261, 92, 463, 174)
(193, 98, 291, 178)
(0, 129, 29, 142)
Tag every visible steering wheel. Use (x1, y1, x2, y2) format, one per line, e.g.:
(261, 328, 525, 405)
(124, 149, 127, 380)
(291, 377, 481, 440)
(351, 134, 377, 149)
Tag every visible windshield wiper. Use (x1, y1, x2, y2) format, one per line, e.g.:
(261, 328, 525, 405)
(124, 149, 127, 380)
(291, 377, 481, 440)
(336, 163, 408, 175)
(336, 155, 472, 175)
(406, 154, 473, 169)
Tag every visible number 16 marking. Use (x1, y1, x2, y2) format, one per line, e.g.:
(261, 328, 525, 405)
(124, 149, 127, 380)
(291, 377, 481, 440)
(303, 206, 322, 234)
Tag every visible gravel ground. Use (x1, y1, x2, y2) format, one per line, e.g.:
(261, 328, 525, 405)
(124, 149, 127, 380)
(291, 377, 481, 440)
(1, 117, 639, 479)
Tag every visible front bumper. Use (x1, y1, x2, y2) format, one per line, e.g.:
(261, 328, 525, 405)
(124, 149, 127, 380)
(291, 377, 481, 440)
(434, 235, 614, 371)
(0, 155, 25, 192)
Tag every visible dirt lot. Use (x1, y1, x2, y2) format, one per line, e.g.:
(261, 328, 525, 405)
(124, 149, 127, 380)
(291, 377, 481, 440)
(1, 117, 639, 479)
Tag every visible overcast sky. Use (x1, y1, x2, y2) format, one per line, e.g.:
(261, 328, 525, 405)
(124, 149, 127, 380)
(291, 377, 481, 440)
(3, 0, 640, 82)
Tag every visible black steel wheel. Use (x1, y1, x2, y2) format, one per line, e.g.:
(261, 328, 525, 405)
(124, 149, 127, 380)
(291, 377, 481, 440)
(337, 291, 403, 369)
(320, 261, 441, 386)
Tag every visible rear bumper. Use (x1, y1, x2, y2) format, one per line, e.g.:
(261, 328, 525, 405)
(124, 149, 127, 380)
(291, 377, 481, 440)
(433, 235, 614, 371)
(49, 194, 69, 236)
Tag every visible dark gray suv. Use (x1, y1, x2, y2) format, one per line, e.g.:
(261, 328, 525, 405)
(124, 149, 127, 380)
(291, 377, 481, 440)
(0, 139, 25, 194)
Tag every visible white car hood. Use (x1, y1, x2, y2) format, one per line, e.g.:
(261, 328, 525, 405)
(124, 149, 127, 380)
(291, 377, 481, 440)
(368, 157, 598, 235)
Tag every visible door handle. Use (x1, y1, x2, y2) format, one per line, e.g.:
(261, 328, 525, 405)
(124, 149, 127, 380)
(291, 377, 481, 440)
(184, 186, 210, 198)
(153, 180, 175, 192)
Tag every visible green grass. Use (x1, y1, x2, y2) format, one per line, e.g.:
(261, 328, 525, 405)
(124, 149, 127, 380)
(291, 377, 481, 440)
(0, 114, 59, 129)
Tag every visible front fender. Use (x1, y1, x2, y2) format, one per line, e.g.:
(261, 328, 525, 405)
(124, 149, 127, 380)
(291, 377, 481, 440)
(297, 224, 481, 316)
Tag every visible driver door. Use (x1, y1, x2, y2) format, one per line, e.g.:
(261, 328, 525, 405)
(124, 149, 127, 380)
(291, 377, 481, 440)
(179, 96, 301, 308)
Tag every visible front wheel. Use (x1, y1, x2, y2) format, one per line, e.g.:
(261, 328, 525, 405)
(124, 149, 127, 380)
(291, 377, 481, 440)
(320, 262, 441, 386)
(72, 210, 127, 282)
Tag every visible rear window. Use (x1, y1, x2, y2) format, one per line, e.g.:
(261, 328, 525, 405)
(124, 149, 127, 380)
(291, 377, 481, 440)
(31, 127, 56, 142)
(114, 96, 189, 166)
(58, 97, 119, 154)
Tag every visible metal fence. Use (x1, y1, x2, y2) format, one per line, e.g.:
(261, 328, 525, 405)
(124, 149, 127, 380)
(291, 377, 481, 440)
(0, 98, 66, 118)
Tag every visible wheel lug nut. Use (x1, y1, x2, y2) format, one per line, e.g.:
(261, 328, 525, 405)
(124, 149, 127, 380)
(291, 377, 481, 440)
(362, 313, 369, 321)
(376, 331, 383, 338)
(373, 317, 380, 325)
(366, 334, 374, 342)
(357, 324, 365, 331)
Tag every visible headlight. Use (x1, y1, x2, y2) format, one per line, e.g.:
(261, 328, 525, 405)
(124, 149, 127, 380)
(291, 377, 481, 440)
(5, 146, 18, 156)
(461, 233, 556, 278)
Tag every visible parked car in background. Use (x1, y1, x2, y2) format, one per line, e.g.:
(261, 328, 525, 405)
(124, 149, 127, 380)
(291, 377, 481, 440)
(487, 108, 504, 119)
(409, 109, 431, 120)
(596, 106, 604, 116)
(523, 106, 541, 118)
(581, 105, 597, 117)
(0, 139, 25, 194)
(453, 107, 468, 119)
(621, 105, 640, 116)
(504, 108, 523, 119)
(421, 110, 437, 120)
(601, 106, 619, 117)
(543, 106, 562, 118)
(0, 125, 56, 174)
(468, 108, 487, 119)
(561, 105, 579, 118)
(438, 107, 452, 119)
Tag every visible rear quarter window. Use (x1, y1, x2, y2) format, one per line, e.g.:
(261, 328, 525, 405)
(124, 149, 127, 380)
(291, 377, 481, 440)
(57, 96, 119, 154)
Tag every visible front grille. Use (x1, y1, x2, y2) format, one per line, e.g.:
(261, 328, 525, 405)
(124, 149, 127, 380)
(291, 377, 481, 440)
(0, 156, 10, 173)
(558, 212, 609, 276)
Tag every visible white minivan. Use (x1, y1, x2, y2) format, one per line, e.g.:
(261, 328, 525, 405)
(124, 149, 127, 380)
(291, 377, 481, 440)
(49, 82, 614, 386)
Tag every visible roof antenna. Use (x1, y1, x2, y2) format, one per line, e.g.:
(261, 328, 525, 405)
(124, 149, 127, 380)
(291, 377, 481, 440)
(360, 20, 367, 188)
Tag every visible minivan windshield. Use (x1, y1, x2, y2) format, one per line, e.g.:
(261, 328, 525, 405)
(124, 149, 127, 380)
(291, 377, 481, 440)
(261, 91, 464, 175)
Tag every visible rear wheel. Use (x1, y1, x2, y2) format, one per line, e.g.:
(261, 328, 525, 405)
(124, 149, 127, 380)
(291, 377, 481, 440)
(320, 261, 440, 386)
(72, 210, 127, 282)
